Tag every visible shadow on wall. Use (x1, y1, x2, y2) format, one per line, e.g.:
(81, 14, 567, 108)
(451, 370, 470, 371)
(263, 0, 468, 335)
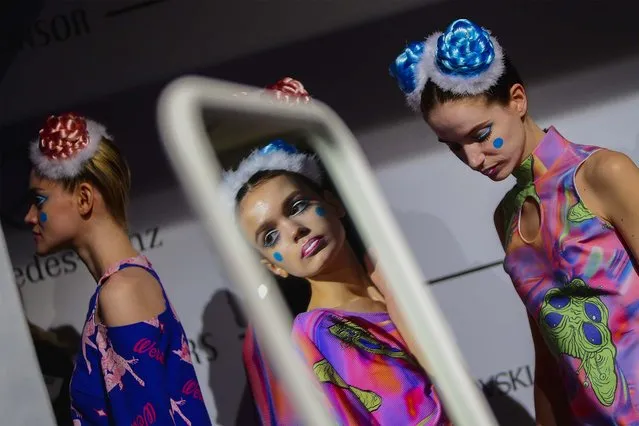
(200, 278, 310, 425)
(200, 289, 251, 426)
(482, 379, 535, 426)
(28, 322, 81, 426)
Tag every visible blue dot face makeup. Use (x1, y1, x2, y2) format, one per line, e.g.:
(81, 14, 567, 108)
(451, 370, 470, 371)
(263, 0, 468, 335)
(273, 252, 283, 262)
(493, 137, 504, 149)
(315, 206, 326, 217)
(35, 195, 48, 223)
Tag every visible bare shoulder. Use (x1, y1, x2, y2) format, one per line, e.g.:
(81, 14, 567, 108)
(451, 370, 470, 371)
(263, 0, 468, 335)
(98, 267, 166, 327)
(580, 149, 638, 190)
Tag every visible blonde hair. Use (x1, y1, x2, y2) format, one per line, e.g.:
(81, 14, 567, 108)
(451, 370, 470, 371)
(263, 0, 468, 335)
(59, 138, 131, 228)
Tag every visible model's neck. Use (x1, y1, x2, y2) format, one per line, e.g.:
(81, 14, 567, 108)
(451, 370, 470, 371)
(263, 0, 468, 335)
(74, 219, 138, 282)
(306, 243, 373, 311)
(519, 117, 546, 165)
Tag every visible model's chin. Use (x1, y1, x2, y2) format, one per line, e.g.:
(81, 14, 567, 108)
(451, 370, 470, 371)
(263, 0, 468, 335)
(490, 171, 511, 182)
(490, 163, 516, 182)
(35, 239, 69, 257)
(303, 240, 341, 278)
(35, 246, 54, 257)
(33, 240, 49, 256)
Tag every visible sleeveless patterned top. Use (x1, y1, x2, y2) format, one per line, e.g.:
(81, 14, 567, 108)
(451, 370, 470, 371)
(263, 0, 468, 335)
(69, 255, 211, 425)
(501, 127, 639, 424)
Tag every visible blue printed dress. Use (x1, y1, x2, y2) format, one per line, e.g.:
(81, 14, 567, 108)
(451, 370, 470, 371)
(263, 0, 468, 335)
(69, 255, 211, 425)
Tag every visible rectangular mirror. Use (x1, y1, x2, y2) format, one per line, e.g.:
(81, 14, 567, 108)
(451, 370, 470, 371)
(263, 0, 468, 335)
(156, 76, 497, 426)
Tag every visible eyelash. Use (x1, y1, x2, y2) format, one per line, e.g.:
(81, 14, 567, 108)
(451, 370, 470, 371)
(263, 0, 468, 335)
(446, 125, 493, 153)
(35, 195, 47, 208)
(262, 199, 311, 248)
(475, 125, 493, 142)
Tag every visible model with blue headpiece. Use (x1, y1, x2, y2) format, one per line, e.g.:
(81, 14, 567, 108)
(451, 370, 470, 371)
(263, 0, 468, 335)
(223, 77, 450, 425)
(390, 18, 639, 425)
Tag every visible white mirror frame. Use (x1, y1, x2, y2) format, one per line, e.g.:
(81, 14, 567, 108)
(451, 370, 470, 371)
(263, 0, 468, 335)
(0, 225, 56, 425)
(156, 75, 497, 426)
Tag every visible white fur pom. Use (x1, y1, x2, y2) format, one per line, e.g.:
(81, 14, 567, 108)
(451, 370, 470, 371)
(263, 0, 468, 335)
(221, 148, 322, 211)
(424, 32, 505, 96)
(29, 118, 111, 180)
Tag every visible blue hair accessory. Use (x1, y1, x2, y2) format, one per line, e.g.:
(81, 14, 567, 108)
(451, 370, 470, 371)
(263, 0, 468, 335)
(221, 139, 322, 211)
(259, 139, 298, 155)
(389, 41, 428, 111)
(389, 42, 426, 94)
(425, 18, 505, 95)
(436, 19, 495, 77)
(390, 18, 505, 111)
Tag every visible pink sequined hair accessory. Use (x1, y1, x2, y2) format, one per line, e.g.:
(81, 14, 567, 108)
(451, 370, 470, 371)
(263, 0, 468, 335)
(29, 112, 111, 179)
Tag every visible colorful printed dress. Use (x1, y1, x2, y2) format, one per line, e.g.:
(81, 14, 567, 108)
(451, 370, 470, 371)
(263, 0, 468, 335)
(69, 255, 212, 425)
(243, 309, 449, 425)
(500, 126, 639, 424)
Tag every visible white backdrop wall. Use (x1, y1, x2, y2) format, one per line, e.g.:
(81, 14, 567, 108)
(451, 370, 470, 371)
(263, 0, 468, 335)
(4, 54, 639, 425)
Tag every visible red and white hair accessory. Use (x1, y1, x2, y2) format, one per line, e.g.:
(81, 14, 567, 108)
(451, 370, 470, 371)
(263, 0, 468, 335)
(232, 77, 312, 105)
(222, 77, 318, 212)
(264, 77, 312, 104)
(29, 112, 111, 179)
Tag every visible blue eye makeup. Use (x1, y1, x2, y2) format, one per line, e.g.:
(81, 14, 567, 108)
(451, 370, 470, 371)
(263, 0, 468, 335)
(35, 195, 48, 208)
(263, 230, 279, 248)
(260, 198, 313, 249)
(475, 125, 493, 142)
(290, 199, 310, 216)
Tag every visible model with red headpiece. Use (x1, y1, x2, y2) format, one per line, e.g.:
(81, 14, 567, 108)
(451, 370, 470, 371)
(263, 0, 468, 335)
(228, 78, 450, 425)
(25, 113, 212, 425)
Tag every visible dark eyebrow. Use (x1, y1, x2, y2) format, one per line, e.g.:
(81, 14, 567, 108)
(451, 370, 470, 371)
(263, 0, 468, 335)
(253, 190, 302, 243)
(437, 120, 491, 144)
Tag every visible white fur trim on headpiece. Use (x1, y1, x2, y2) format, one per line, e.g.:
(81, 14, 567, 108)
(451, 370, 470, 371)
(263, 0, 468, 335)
(221, 141, 322, 211)
(423, 31, 504, 96)
(406, 50, 429, 112)
(390, 19, 506, 113)
(29, 113, 111, 180)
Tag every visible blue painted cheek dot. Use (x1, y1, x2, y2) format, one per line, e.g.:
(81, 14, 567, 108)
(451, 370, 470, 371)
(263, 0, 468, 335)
(273, 252, 283, 262)
(315, 206, 326, 217)
(39, 212, 48, 223)
(493, 137, 504, 149)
